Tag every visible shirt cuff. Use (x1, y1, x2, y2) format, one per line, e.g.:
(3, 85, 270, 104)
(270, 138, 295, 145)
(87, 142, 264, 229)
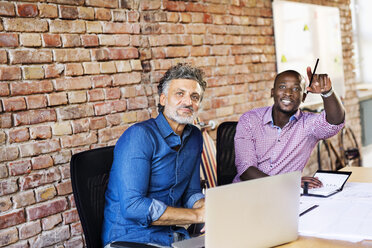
(148, 198, 167, 223)
(185, 193, 205, 209)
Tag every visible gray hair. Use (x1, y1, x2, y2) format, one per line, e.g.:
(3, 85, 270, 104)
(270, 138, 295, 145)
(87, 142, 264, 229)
(157, 63, 207, 113)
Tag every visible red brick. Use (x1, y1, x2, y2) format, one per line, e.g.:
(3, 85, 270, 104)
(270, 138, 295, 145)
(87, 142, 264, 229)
(35, 185, 56, 202)
(90, 117, 106, 130)
(0, 50, 7, 64)
(57, 104, 94, 120)
(71, 118, 89, 133)
(50, 20, 85, 33)
(68, 91, 86, 103)
(127, 11, 139, 22)
(98, 125, 127, 142)
(94, 100, 126, 116)
(59, 164, 71, 180)
(151, 47, 166, 59)
(39, 4, 58, 18)
(112, 72, 141, 86)
(27, 198, 67, 221)
(14, 109, 56, 126)
(65, 63, 83, 76)
(61, 34, 81, 47)
(2, 97, 26, 112)
(0, 209, 25, 229)
(56, 180, 72, 195)
(106, 113, 122, 126)
(0, 2, 15, 17)
(55, 76, 91, 91)
(19, 138, 60, 158)
(0, 82, 9, 96)
(31, 155, 53, 170)
(63, 208, 79, 224)
(95, 8, 111, 20)
(92, 48, 110, 61)
(128, 96, 149, 110)
(9, 127, 29, 143)
(41, 214, 62, 230)
(54, 48, 90, 62)
(140, 0, 161, 10)
(29, 125, 51, 140)
(105, 88, 121, 100)
(112, 10, 126, 22)
(28, 225, 69, 248)
(0, 196, 11, 212)
(3, 18, 47, 32)
(61, 131, 97, 148)
(0, 178, 18, 196)
(47, 92, 68, 106)
(166, 46, 189, 58)
(0, 227, 18, 247)
(91, 75, 112, 88)
(47, 0, 84, 5)
(0, 113, 12, 128)
(19, 167, 61, 190)
(68, 194, 75, 208)
(25, 95, 47, 109)
(0, 33, 18, 47)
(19, 220, 41, 239)
(44, 64, 64, 78)
(12, 190, 35, 208)
(81, 34, 98, 47)
(83, 62, 100, 74)
(86, 0, 118, 8)
(109, 47, 138, 60)
(42, 34, 61, 47)
(8, 160, 31, 176)
(9, 50, 52, 64)
(78, 6, 94, 20)
(59, 5, 78, 19)
(88, 88, 104, 101)
(191, 46, 210, 57)
(11, 80, 53, 96)
(17, 3, 38, 17)
(0, 66, 21, 80)
(165, 1, 186, 11)
(102, 22, 140, 34)
(65, 235, 83, 246)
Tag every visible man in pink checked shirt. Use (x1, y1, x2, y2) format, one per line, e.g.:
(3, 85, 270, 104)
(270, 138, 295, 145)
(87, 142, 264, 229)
(233, 67, 345, 188)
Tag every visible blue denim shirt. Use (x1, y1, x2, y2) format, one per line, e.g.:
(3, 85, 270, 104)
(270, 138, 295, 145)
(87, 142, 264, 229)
(102, 113, 205, 247)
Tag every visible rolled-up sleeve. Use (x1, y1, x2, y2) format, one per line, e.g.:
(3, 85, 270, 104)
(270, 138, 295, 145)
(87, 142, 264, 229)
(111, 126, 158, 227)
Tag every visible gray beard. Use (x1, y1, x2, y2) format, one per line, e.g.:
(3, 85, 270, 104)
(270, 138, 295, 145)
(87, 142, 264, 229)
(164, 106, 196, 125)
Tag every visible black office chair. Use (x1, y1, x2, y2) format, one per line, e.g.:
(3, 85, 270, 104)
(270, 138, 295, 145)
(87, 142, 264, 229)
(70, 146, 157, 248)
(216, 121, 238, 185)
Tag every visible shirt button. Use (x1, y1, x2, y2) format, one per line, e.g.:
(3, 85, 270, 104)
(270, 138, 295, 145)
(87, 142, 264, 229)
(278, 139, 280, 142)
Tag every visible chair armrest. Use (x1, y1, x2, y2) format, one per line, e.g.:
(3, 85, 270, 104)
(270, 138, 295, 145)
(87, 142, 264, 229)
(111, 241, 159, 248)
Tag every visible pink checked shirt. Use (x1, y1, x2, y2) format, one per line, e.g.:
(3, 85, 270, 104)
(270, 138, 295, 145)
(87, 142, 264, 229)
(233, 106, 344, 183)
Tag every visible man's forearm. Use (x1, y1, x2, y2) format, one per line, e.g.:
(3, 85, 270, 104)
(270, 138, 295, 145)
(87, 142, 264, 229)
(322, 90, 345, 125)
(152, 205, 204, 226)
(239, 166, 269, 181)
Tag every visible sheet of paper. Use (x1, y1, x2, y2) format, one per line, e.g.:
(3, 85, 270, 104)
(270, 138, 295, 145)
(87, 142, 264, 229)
(299, 182, 372, 242)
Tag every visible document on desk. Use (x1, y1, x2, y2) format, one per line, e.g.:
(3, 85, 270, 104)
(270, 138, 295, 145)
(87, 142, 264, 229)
(299, 182, 372, 242)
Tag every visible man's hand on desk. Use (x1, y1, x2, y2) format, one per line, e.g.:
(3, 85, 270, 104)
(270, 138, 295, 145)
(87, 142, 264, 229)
(301, 176, 323, 188)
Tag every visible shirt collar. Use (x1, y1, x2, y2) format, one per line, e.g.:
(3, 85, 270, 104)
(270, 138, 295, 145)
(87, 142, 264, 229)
(263, 105, 302, 125)
(155, 112, 192, 139)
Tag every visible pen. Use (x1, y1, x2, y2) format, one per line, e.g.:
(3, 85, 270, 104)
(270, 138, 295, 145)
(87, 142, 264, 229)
(299, 204, 319, 217)
(304, 58, 319, 95)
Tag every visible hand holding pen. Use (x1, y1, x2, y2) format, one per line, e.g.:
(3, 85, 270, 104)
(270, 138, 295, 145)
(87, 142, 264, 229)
(305, 59, 333, 96)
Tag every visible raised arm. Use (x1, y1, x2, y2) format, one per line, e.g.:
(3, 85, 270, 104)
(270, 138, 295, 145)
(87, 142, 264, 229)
(306, 66, 345, 125)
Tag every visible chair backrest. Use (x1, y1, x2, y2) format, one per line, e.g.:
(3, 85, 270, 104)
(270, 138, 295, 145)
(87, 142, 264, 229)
(216, 121, 238, 185)
(70, 146, 115, 248)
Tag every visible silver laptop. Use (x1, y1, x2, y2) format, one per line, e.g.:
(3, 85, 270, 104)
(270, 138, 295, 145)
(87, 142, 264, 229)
(172, 171, 301, 248)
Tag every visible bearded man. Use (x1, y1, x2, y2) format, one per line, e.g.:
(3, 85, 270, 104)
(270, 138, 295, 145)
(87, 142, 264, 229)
(102, 63, 207, 247)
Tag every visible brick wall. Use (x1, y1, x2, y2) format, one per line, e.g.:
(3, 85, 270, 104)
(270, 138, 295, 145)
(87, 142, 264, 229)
(0, 0, 359, 247)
